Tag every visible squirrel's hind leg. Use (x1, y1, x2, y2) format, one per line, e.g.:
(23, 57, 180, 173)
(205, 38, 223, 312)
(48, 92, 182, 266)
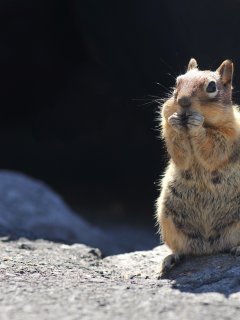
(230, 246, 240, 256)
(159, 252, 185, 278)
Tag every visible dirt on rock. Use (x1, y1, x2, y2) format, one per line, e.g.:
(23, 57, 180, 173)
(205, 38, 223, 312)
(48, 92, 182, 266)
(1, 238, 240, 320)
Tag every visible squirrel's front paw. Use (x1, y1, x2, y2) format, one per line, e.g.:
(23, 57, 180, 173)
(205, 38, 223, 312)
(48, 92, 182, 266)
(168, 113, 185, 132)
(186, 113, 204, 131)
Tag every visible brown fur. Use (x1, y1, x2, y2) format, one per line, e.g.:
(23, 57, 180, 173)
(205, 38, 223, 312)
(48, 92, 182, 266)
(156, 59, 240, 261)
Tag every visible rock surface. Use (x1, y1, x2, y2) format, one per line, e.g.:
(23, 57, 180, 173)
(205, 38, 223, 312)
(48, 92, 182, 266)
(0, 170, 159, 256)
(0, 171, 118, 255)
(1, 238, 240, 320)
(1, 170, 240, 319)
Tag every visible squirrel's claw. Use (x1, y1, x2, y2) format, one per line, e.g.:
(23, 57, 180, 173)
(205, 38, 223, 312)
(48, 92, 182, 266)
(186, 113, 204, 131)
(158, 253, 185, 279)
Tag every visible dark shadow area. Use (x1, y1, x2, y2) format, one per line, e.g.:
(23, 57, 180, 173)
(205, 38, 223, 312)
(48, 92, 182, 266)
(166, 253, 240, 298)
(1, 1, 240, 251)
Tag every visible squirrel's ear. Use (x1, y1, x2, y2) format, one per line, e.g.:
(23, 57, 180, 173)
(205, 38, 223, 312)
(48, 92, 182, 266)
(216, 60, 233, 87)
(187, 58, 198, 71)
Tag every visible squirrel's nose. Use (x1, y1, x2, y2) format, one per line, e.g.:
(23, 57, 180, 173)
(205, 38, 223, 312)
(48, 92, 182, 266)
(178, 97, 191, 108)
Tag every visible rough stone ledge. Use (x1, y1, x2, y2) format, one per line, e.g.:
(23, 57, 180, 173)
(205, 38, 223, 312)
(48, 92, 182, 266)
(1, 238, 240, 320)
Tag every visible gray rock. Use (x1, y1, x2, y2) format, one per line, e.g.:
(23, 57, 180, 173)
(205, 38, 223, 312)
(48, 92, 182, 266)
(1, 239, 240, 320)
(0, 170, 122, 255)
(99, 245, 240, 297)
(0, 170, 159, 255)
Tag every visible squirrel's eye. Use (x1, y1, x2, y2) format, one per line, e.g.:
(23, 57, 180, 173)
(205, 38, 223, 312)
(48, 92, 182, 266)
(206, 81, 216, 93)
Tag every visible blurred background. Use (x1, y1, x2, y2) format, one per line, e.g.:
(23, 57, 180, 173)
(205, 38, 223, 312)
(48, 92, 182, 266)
(1, 0, 240, 252)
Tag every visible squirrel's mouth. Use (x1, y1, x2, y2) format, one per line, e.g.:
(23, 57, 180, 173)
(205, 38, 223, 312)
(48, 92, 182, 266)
(178, 110, 191, 116)
(180, 114, 188, 126)
(177, 109, 193, 125)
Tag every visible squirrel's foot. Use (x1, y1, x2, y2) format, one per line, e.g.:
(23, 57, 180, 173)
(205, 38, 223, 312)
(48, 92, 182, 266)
(230, 246, 240, 256)
(159, 253, 185, 279)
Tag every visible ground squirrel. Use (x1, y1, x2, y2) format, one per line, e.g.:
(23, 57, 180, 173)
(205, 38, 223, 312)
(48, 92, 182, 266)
(156, 58, 240, 274)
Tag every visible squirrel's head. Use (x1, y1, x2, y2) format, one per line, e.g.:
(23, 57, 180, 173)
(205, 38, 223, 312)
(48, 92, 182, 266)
(163, 58, 234, 127)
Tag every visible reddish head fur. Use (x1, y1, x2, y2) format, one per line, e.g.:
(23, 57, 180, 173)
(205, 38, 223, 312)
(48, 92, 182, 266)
(162, 59, 236, 136)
